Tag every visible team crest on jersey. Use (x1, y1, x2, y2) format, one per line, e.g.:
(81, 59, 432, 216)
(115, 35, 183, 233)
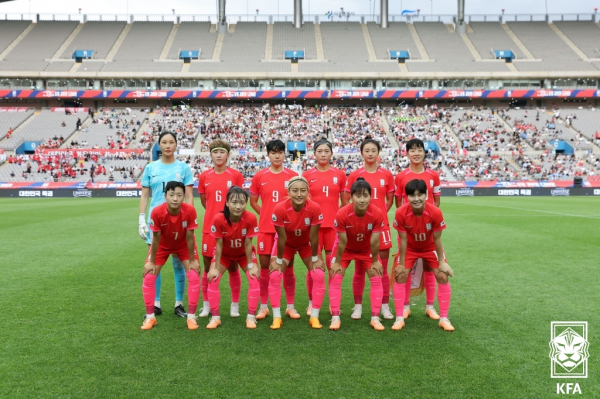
(333, 177, 338, 184)
(440, 221, 446, 227)
(334, 220, 338, 227)
(426, 223, 432, 231)
(380, 179, 385, 187)
(242, 229, 247, 236)
(367, 223, 373, 230)
(318, 214, 324, 220)
(150, 219, 155, 226)
(304, 218, 310, 226)
(182, 221, 188, 228)
(227, 181, 232, 188)
(254, 227, 259, 233)
(211, 225, 216, 233)
(430, 179, 434, 187)
(284, 181, 289, 188)
(272, 214, 277, 222)
(176, 172, 182, 180)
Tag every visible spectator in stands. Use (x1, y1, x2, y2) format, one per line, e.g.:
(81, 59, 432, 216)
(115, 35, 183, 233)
(76, 118, 82, 130)
(6, 127, 12, 138)
(61, 121, 66, 128)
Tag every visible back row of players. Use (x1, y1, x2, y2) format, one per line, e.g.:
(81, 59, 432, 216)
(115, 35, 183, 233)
(138, 132, 455, 332)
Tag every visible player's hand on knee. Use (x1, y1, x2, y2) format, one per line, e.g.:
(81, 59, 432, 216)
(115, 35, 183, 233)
(143, 261, 155, 276)
(189, 260, 201, 276)
(247, 263, 259, 280)
(312, 258, 325, 272)
(269, 260, 282, 274)
(370, 261, 383, 277)
(394, 266, 407, 284)
(207, 267, 220, 282)
(438, 261, 454, 278)
(329, 262, 343, 279)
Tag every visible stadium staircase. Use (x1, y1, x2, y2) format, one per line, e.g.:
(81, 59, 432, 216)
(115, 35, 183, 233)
(59, 115, 91, 148)
(105, 23, 132, 61)
(0, 22, 34, 60)
(501, 24, 535, 60)
(407, 24, 430, 60)
(549, 24, 589, 61)
(443, 122, 464, 149)
(361, 24, 378, 62)
(0, 110, 37, 146)
(159, 24, 180, 60)
(314, 24, 325, 60)
(494, 113, 535, 151)
(212, 34, 224, 61)
(264, 24, 273, 61)
(51, 23, 84, 60)
(381, 114, 400, 148)
(460, 31, 483, 61)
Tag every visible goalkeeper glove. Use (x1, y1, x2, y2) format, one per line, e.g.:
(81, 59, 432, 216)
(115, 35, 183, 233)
(138, 213, 149, 240)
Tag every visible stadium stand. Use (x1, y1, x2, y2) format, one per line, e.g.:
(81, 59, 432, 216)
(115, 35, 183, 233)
(320, 22, 369, 62)
(45, 61, 75, 72)
(272, 22, 318, 60)
(367, 22, 422, 60)
(327, 107, 392, 151)
(561, 109, 600, 144)
(467, 22, 523, 60)
(0, 21, 32, 55)
(200, 105, 267, 151)
(146, 107, 209, 150)
(61, 21, 126, 60)
(0, 109, 34, 140)
(552, 22, 600, 59)
(268, 104, 325, 144)
(166, 22, 217, 60)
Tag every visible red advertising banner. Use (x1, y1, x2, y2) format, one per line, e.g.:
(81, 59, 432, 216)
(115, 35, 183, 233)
(0, 107, 28, 112)
(35, 148, 144, 157)
(50, 107, 89, 113)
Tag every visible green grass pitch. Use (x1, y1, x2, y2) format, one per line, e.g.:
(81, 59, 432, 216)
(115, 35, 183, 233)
(0, 197, 598, 398)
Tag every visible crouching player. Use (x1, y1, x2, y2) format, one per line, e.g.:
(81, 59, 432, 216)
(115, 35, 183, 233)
(329, 178, 386, 331)
(269, 176, 325, 330)
(392, 179, 454, 332)
(206, 187, 261, 329)
(141, 181, 201, 330)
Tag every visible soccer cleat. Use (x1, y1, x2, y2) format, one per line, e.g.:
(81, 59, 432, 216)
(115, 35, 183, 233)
(425, 307, 440, 320)
(381, 306, 394, 320)
(174, 304, 187, 318)
(309, 317, 322, 329)
(255, 307, 270, 320)
(187, 317, 199, 330)
(306, 305, 312, 317)
(351, 306, 362, 320)
(154, 306, 162, 316)
(246, 316, 257, 329)
(270, 317, 283, 330)
(230, 303, 240, 318)
(141, 317, 157, 330)
(439, 318, 455, 332)
(206, 317, 221, 329)
(285, 308, 301, 319)
(403, 307, 411, 319)
(392, 318, 405, 331)
(329, 317, 341, 330)
(198, 307, 211, 318)
(370, 317, 385, 331)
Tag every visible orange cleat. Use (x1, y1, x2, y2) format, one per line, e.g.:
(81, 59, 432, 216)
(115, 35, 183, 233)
(141, 317, 157, 330)
(392, 319, 405, 331)
(206, 317, 221, 329)
(403, 307, 411, 319)
(255, 307, 270, 320)
(246, 316, 257, 329)
(426, 307, 440, 320)
(187, 318, 199, 330)
(270, 317, 283, 330)
(370, 317, 385, 331)
(285, 308, 301, 319)
(329, 317, 341, 330)
(439, 318, 455, 332)
(309, 317, 322, 329)
(306, 305, 312, 317)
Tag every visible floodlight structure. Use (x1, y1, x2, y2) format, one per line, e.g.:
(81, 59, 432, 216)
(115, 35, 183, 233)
(217, 0, 227, 34)
(294, 0, 302, 28)
(380, 0, 388, 28)
(456, 0, 466, 34)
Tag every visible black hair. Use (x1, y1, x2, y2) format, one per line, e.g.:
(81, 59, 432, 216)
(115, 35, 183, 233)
(360, 136, 381, 153)
(405, 138, 425, 151)
(164, 180, 185, 194)
(158, 131, 177, 145)
(405, 179, 427, 196)
(222, 186, 249, 226)
(313, 137, 333, 152)
(350, 177, 372, 196)
(266, 139, 285, 153)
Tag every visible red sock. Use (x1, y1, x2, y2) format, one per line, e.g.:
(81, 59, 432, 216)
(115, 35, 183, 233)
(424, 271, 436, 306)
(353, 264, 365, 304)
(438, 282, 451, 318)
(228, 268, 241, 303)
(306, 270, 313, 301)
(311, 269, 326, 310)
(246, 271, 260, 315)
(201, 272, 209, 303)
(142, 274, 157, 314)
(325, 254, 333, 270)
(186, 270, 200, 315)
(369, 276, 383, 317)
(269, 271, 283, 309)
(393, 281, 405, 318)
(381, 257, 390, 304)
(329, 274, 343, 316)
(404, 272, 412, 306)
(259, 268, 270, 305)
(207, 274, 222, 316)
(283, 266, 296, 306)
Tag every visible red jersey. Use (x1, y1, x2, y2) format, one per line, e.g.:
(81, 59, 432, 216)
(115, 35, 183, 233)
(333, 204, 386, 253)
(272, 199, 323, 248)
(250, 167, 298, 233)
(198, 167, 245, 233)
(210, 210, 259, 259)
(149, 202, 198, 252)
(303, 166, 346, 228)
(394, 168, 441, 205)
(344, 167, 394, 226)
(393, 202, 446, 252)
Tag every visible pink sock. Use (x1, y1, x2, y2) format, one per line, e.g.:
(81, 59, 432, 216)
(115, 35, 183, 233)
(424, 271, 436, 306)
(369, 276, 383, 317)
(381, 257, 390, 304)
(142, 274, 157, 314)
(229, 268, 241, 303)
(393, 281, 405, 318)
(269, 271, 283, 309)
(329, 274, 343, 316)
(311, 269, 326, 310)
(186, 270, 200, 315)
(283, 266, 295, 306)
(201, 272, 209, 303)
(404, 272, 412, 306)
(437, 282, 452, 318)
(246, 271, 260, 315)
(306, 271, 313, 301)
(207, 274, 222, 316)
(353, 264, 365, 304)
(260, 268, 270, 305)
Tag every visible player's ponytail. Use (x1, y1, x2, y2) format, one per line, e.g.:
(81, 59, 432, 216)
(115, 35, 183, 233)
(222, 186, 249, 226)
(350, 177, 372, 197)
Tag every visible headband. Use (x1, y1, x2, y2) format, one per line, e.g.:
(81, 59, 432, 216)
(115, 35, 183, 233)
(288, 176, 309, 188)
(210, 147, 229, 153)
(313, 138, 333, 151)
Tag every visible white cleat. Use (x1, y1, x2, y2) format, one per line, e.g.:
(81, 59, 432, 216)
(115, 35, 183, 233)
(198, 307, 211, 318)
(381, 306, 394, 320)
(230, 303, 240, 318)
(351, 306, 362, 320)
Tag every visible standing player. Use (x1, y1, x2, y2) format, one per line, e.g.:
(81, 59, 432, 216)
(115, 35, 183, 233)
(394, 138, 442, 321)
(198, 139, 245, 318)
(139, 131, 194, 318)
(206, 187, 261, 329)
(141, 181, 201, 330)
(249, 140, 298, 320)
(330, 178, 386, 331)
(392, 179, 454, 332)
(342, 137, 395, 320)
(269, 176, 325, 329)
(302, 138, 346, 316)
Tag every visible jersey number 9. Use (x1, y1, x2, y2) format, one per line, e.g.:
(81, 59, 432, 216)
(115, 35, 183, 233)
(272, 191, 279, 202)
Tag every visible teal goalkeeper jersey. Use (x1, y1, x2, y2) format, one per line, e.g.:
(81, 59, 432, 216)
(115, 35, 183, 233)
(141, 159, 194, 220)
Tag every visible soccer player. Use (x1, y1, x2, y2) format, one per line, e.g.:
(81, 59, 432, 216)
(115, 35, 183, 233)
(392, 179, 454, 332)
(141, 181, 201, 330)
(394, 138, 442, 321)
(302, 138, 346, 316)
(206, 187, 261, 329)
(269, 176, 325, 329)
(198, 139, 245, 318)
(249, 140, 298, 320)
(329, 178, 386, 331)
(139, 131, 194, 318)
(342, 137, 395, 320)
